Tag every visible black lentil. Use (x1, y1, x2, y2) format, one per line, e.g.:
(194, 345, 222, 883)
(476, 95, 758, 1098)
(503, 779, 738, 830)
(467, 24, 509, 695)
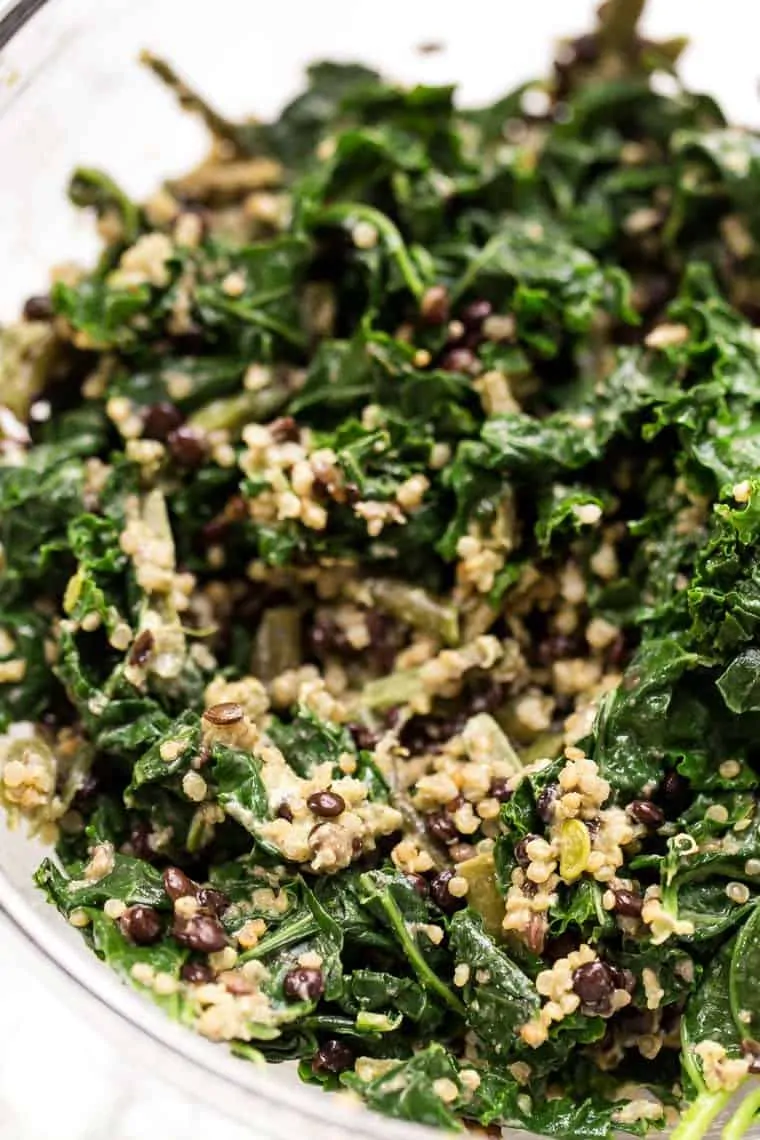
(612, 889, 643, 918)
(307, 790, 346, 818)
(425, 810, 458, 846)
(181, 961, 215, 985)
(129, 629, 155, 667)
(572, 960, 615, 1015)
(23, 294, 54, 321)
(163, 865, 197, 901)
(142, 401, 185, 441)
(283, 966, 325, 1001)
(203, 701, 244, 726)
(173, 913, 228, 953)
(537, 784, 559, 823)
(420, 284, 450, 325)
(312, 1039, 354, 1074)
(167, 425, 207, 467)
(430, 869, 464, 913)
(627, 800, 665, 828)
(120, 904, 163, 946)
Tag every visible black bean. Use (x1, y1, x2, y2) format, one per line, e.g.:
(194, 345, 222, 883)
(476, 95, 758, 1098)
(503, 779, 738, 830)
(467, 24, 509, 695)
(612, 889, 643, 918)
(570, 32, 600, 64)
(167, 425, 207, 467)
(440, 346, 477, 373)
(268, 415, 299, 442)
(71, 770, 99, 812)
(312, 1039, 354, 1074)
(283, 967, 325, 1001)
(173, 913, 228, 953)
(129, 629, 155, 667)
(142, 401, 185, 441)
(365, 611, 401, 664)
(203, 701, 244, 726)
(276, 801, 294, 822)
(309, 615, 348, 655)
(537, 784, 559, 823)
(430, 869, 463, 913)
(460, 299, 492, 328)
(181, 961, 215, 985)
(126, 821, 154, 862)
(489, 778, 512, 803)
(163, 865, 197, 901)
(196, 887, 230, 917)
(307, 790, 345, 818)
(514, 834, 540, 867)
(405, 873, 430, 898)
(385, 706, 404, 731)
(120, 905, 162, 946)
(636, 275, 673, 315)
(659, 770, 689, 808)
(420, 284, 450, 326)
(347, 722, 380, 751)
(537, 634, 581, 666)
(450, 842, 475, 864)
(608, 966, 637, 995)
(606, 632, 628, 668)
(628, 800, 665, 828)
(376, 829, 403, 857)
(467, 679, 504, 714)
(425, 810, 458, 846)
(23, 294, 54, 321)
(572, 961, 615, 1014)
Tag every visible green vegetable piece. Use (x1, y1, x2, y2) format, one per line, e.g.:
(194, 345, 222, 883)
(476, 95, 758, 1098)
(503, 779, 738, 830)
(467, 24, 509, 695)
(558, 818, 592, 882)
(69, 167, 142, 246)
(449, 910, 540, 1058)
(251, 606, 303, 681)
(455, 853, 505, 939)
(462, 713, 522, 775)
(729, 905, 760, 1040)
(360, 577, 459, 645)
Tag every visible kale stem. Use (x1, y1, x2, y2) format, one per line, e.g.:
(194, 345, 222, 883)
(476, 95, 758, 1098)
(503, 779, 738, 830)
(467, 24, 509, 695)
(239, 913, 318, 961)
(370, 885, 464, 1015)
(205, 295, 307, 348)
(722, 1086, 760, 1140)
(140, 51, 245, 149)
(314, 203, 427, 299)
(671, 1090, 734, 1140)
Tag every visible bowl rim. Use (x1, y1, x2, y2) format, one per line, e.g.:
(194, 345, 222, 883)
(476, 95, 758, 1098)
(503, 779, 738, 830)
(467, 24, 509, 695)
(0, 0, 49, 49)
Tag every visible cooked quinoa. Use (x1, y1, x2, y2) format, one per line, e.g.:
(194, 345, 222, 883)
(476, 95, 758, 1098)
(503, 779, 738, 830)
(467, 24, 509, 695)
(3, 2, 760, 1136)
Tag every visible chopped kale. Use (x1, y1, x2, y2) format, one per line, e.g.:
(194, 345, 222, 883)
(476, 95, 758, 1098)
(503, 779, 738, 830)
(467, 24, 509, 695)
(3, 2, 760, 1135)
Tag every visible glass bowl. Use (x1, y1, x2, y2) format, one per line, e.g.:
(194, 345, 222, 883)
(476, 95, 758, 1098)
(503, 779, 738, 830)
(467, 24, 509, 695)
(0, 1, 757, 1136)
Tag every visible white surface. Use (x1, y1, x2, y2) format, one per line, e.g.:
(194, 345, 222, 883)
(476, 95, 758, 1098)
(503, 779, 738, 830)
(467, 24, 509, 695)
(1, 2, 760, 1138)
(1, 0, 760, 315)
(0, 924, 253, 1140)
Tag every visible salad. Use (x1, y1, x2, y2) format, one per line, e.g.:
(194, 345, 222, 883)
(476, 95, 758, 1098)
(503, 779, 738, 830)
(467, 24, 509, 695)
(2, 1, 760, 1135)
